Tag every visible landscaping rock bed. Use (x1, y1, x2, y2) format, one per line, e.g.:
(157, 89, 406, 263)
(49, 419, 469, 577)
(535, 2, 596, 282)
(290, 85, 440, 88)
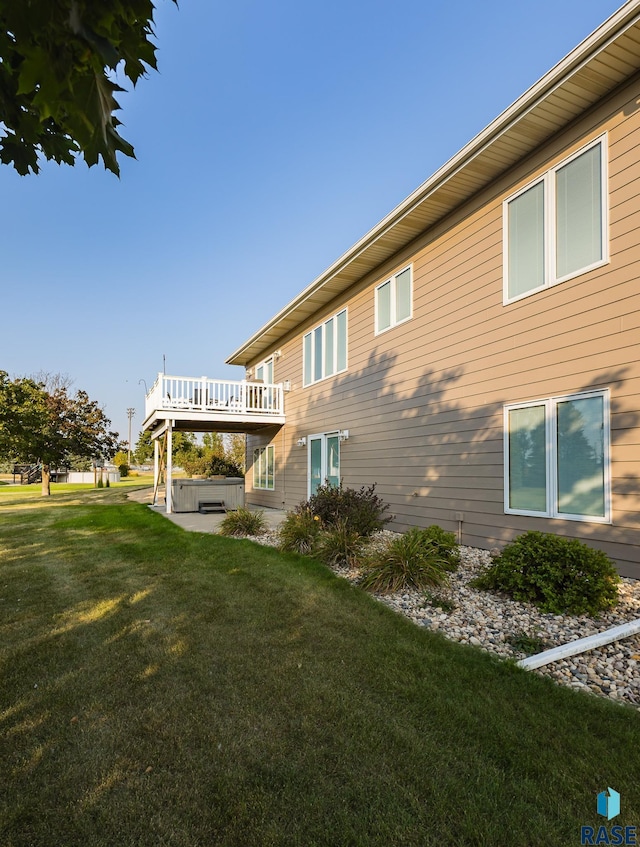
(246, 530, 640, 708)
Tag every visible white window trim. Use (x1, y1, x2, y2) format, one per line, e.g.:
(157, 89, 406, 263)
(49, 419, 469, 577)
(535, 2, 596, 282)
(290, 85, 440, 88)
(302, 309, 348, 387)
(503, 389, 611, 523)
(503, 135, 608, 305)
(374, 264, 413, 335)
(253, 445, 274, 490)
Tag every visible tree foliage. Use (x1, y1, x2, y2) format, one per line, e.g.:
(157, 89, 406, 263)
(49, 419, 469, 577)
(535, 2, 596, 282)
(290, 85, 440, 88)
(0, 0, 176, 176)
(225, 433, 246, 474)
(0, 371, 120, 494)
(134, 430, 246, 475)
(133, 430, 197, 466)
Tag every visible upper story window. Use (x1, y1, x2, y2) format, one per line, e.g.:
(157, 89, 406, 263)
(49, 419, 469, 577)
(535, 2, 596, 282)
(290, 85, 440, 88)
(303, 309, 347, 387)
(375, 265, 412, 333)
(255, 357, 273, 383)
(503, 136, 607, 304)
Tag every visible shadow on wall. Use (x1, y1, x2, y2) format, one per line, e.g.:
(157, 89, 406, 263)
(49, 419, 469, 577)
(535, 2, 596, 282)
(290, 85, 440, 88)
(287, 352, 638, 568)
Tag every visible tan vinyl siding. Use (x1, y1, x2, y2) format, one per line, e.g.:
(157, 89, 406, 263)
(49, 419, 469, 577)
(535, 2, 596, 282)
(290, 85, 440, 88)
(245, 76, 640, 576)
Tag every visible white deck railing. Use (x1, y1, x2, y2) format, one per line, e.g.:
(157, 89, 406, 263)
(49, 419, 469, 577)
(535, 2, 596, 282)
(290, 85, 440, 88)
(145, 373, 284, 420)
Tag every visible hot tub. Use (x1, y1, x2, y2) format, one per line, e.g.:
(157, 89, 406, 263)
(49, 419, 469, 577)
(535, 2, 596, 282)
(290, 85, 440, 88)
(170, 478, 245, 512)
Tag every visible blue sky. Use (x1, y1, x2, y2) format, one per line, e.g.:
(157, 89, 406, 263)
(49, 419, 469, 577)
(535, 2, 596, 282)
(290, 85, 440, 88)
(1, 0, 624, 444)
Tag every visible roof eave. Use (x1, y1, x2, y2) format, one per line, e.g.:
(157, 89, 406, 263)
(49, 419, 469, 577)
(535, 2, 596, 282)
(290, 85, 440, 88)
(227, 0, 640, 367)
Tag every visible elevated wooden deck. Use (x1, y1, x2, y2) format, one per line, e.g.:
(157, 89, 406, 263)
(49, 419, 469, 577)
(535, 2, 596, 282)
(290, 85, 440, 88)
(142, 373, 286, 435)
(142, 373, 286, 513)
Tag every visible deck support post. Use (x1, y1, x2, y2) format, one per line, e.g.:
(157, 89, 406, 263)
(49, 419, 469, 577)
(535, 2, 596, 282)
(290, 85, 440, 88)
(153, 437, 160, 505)
(166, 421, 173, 514)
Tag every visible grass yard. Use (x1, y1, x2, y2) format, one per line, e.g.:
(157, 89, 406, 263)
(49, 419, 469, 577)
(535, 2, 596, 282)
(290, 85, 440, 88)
(0, 474, 155, 492)
(1, 488, 638, 846)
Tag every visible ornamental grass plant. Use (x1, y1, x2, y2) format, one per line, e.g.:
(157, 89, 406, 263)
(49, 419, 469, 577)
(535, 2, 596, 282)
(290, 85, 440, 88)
(360, 528, 451, 594)
(219, 506, 267, 537)
(277, 508, 322, 554)
(316, 518, 364, 568)
(420, 524, 461, 571)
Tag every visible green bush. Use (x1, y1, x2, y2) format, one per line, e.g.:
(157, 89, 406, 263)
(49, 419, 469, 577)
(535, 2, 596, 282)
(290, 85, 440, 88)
(472, 531, 620, 616)
(278, 509, 322, 555)
(359, 528, 450, 594)
(420, 525, 460, 571)
(207, 456, 242, 477)
(118, 462, 129, 478)
(219, 508, 267, 537)
(316, 520, 364, 568)
(303, 482, 390, 537)
(182, 454, 242, 478)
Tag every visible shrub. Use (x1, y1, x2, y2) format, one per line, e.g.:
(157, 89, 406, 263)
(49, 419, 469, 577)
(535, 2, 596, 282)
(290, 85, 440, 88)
(359, 528, 450, 594)
(219, 508, 267, 537)
(182, 454, 242, 478)
(278, 509, 322, 555)
(207, 456, 242, 477)
(181, 453, 209, 477)
(118, 463, 129, 478)
(303, 482, 391, 537)
(472, 531, 620, 616)
(316, 520, 364, 568)
(420, 525, 460, 571)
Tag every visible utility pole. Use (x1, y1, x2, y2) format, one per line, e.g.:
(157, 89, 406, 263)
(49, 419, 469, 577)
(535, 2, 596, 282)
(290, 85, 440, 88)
(127, 407, 136, 465)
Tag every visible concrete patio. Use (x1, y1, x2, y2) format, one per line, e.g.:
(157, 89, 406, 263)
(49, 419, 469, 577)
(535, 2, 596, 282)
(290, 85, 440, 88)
(126, 485, 287, 534)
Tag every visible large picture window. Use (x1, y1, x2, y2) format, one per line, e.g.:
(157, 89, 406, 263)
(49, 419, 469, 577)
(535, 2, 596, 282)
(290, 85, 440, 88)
(504, 136, 607, 303)
(303, 310, 347, 387)
(504, 390, 610, 522)
(375, 265, 412, 333)
(253, 445, 274, 490)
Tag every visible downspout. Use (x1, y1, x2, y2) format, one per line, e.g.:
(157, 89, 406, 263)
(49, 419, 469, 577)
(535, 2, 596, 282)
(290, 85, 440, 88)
(281, 424, 286, 509)
(518, 618, 640, 671)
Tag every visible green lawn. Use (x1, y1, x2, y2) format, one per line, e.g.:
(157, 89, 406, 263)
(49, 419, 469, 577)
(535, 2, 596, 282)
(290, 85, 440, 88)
(1, 488, 638, 846)
(0, 475, 154, 493)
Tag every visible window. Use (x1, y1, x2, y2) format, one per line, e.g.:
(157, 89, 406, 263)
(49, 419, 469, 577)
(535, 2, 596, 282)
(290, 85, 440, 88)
(504, 390, 610, 522)
(308, 432, 340, 497)
(375, 265, 412, 333)
(253, 445, 274, 490)
(504, 136, 607, 303)
(255, 357, 273, 383)
(303, 310, 347, 386)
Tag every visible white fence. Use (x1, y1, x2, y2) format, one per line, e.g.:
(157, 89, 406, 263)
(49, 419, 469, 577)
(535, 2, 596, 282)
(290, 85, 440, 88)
(61, 471, 121, 484)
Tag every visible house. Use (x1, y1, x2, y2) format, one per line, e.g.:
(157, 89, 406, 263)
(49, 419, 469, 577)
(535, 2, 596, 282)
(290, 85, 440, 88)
(221, 2, 640, 578)
(142, 4, 640, 575)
